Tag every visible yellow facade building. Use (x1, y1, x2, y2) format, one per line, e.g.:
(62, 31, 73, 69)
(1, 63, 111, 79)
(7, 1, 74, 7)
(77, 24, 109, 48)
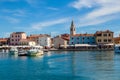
(95, 30, 114, 44)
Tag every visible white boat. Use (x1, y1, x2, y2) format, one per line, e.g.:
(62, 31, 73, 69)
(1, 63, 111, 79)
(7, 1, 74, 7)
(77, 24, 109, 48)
(27, 46, 43, 56)
(18, 50, 27, 56)
(9, 47, 18, 55)
(114, 45, 120, 53)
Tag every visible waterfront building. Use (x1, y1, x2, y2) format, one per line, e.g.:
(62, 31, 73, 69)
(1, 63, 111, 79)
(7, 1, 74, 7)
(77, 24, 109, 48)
(27, 34, 50, 45)
(94, 30, 114, 49)
(69, 34, 96, 45)
(27, 35, 41, 45)
(53, 34, 69, 49)
(0, 38, 8, 46)
(10, 32, 26, 45)
(38, 36, 51, 48)
(19, 39, 36, 46)
(95, 30, 114, 44)
(69, 20, 96, 45)
(114, 36, 120, 44)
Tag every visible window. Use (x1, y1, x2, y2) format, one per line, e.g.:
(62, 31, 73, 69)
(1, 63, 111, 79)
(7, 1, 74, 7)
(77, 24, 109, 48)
(104, 39, 107, 42)
(72, 37, 74, 40)
(103, 34, 107, 36)
(97, 34, 102, 36)
(98, 39, 101, 42)
(109, 34, 111, 36)
(108, 39, 112, 42)
(82, 37, 84, 40)
(72, 42, 73, 44)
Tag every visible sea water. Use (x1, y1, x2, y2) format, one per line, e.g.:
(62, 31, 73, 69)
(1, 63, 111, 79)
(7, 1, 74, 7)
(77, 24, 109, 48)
(0, 51, 120, 80)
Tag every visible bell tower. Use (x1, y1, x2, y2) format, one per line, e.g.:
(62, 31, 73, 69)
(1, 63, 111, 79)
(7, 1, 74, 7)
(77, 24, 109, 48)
(70, 20, 76, 36)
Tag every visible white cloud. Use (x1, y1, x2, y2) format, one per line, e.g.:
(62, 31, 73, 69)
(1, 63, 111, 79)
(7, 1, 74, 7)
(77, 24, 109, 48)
(47, 7, 59, 11)
(70, 0, 96, 9)
(70, 0, 120, 27)
(2, 9, 26, 17)
(31, 18, 70, 30)
(25, 0, 41, 7)
(78, 15, 118, 27)
(25, 0, 35, 5)
(4, 16, 20, 23)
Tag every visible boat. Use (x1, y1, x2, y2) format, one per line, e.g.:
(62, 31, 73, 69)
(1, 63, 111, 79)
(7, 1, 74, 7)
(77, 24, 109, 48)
(9, 47, 18, 55)
(43, 49, 49, 52)
(114, 45, 120, 53)
(27, 46, 43, 56)
(18, 50, 27, 56)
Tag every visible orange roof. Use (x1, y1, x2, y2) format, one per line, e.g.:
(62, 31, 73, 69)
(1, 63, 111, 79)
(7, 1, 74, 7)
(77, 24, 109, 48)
(62, 37, 70, 41)
(114, 37, 120, 40)
(0, 38, 8, 42)
(61, 34, 70, 41)
(61, 34, 70, 37)
(27, 34, 50, 38)
(71, 34, 94, 37)
(95, 30, 113, 34)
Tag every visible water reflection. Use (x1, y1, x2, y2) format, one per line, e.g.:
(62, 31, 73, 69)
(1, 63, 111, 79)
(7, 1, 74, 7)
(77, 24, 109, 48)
(0, 51, 119, 80)
(93, 51, 114, 60)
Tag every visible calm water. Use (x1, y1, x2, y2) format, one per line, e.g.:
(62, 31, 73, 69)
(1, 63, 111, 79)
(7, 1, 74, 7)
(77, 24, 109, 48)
(0, 51, 120, 80)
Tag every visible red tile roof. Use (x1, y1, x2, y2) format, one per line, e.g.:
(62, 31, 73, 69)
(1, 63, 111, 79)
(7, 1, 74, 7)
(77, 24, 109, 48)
(95, 30, 113, 34)
(71, 34, 94, 37)
(0, 38, 8, 42)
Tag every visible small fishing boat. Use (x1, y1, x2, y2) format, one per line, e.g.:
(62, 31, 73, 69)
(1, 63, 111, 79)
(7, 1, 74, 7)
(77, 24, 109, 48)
(27, 46, 43, 56)
(18, 50, 27, 56)
(9, 47, 18, 55)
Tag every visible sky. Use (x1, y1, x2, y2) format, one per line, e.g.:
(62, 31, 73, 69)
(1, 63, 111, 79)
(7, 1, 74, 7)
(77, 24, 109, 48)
(0, 0, 120, 37)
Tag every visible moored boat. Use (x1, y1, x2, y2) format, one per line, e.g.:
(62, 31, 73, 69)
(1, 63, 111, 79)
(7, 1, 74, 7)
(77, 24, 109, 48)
(27, 46, 43, 56)
(114, 45, 120, 53)
(18, 50, 27, 56)
(9, 47, 18, 55)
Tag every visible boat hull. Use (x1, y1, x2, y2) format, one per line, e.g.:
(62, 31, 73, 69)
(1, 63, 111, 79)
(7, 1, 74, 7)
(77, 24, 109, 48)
(27, 51, 43, 56)
(9, 51, 18, 55)
(18, 54, 27, 56)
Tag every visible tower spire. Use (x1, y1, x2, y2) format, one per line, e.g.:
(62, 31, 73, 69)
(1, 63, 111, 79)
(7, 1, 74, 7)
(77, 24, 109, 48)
(70, 20, 76, 36)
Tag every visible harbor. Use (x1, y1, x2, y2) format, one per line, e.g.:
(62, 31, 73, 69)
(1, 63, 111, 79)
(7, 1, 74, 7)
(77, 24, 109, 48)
(0, 0, 120, 80)
(0, 51, 120, 80)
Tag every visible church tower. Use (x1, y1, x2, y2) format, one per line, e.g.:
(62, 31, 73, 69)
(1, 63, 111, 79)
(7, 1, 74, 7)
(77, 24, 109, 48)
(70, 20, 76, 36)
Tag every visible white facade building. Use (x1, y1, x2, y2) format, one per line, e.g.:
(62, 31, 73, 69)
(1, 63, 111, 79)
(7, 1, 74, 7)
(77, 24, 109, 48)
(38, 36, 51, 48)
(19, 39, 36, 46)
(53, 36, 68, 49)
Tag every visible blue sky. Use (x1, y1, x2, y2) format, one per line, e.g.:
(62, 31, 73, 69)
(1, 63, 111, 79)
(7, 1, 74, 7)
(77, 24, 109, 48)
(0, 0, 120, 37)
